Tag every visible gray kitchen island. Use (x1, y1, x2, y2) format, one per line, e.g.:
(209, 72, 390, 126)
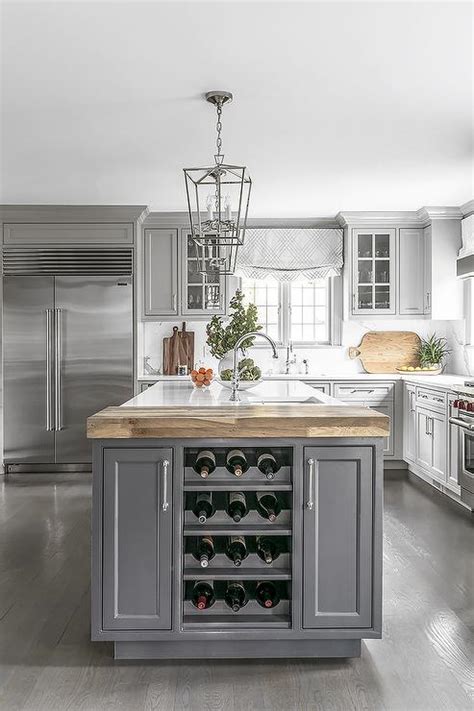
(87, 380, 388, 660)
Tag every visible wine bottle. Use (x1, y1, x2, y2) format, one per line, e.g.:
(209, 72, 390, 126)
(256, 492, 281, 522)
(255, 581, 280, 609)
(224, 581, 247, 612)
(257, 452, 280, 481)
(194, 536, 215, 568)
(193, 450, 216, 479)
(227, 491, 247, 522)
(192, 492, 214, 524)
(191, 581, 215, 610)
(226, 535, 247, 567)
(257, 536, 279, 564)
(225, 449, 249, 478)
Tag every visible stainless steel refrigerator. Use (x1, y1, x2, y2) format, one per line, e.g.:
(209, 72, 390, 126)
(3, 259, 133, 470)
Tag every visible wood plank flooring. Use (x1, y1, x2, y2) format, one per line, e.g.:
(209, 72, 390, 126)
(0, 472, 472, 711)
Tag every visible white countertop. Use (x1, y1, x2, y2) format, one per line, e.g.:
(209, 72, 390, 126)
(123, 379, 339, 408)
(137, 372, 470, 392)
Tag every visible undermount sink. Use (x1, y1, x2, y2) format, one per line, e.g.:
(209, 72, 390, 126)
(243, 395, 322, 405)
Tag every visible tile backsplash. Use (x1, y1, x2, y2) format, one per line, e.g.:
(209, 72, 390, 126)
(140, 318, 469, 376)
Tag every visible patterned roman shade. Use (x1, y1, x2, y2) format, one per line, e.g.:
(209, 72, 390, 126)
(236, 228, 343, 281)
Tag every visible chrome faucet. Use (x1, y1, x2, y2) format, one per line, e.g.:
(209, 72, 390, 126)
(285, 342, 297, 374)
(229, 331, 279, 402)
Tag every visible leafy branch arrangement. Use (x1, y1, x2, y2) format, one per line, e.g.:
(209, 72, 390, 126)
(417, 334, 450, 366)
(206, 289, 261, 359)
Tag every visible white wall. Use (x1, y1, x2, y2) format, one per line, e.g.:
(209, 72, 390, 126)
(140, 317, 468, 377)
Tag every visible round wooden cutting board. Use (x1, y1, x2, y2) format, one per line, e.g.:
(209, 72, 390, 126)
(348, 331, 421, 373)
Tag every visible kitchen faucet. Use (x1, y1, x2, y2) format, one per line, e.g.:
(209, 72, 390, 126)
(229, 331, 279, 402)
(285, 342, 297, 374)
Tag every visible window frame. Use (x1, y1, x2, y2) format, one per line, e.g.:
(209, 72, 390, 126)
(239, 275, 342, 348)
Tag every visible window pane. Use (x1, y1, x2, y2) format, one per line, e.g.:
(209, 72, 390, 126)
(241, 277, 281, 341)
(290, 278, 330, 343)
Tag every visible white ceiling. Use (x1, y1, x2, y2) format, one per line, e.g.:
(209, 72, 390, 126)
(1, 1, 472, 215)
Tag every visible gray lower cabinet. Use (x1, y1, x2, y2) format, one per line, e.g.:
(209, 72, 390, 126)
(403, 384, 416, 463)
(102, 448, 173, 630)
(303, 446, 373, 629)
(416, 406, 447, 482)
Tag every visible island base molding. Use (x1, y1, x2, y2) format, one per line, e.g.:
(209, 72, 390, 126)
(114, 639, 362, 660)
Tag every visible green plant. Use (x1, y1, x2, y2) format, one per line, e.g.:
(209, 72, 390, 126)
(417, 333, 450, 366)
(220, 358, 262, 382)
(206, 289, 261, 359)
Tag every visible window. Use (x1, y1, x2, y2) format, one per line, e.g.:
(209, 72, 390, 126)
(241, 275, 337, 345)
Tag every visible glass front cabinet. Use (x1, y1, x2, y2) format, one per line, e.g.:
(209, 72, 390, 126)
(351, 228, 396, 315)
(180, 231, 226, 317)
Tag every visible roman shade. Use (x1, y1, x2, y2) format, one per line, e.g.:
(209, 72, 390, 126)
(236, 228, 343, 281)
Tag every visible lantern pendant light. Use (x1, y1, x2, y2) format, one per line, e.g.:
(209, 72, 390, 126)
(184, 91, 252, 275)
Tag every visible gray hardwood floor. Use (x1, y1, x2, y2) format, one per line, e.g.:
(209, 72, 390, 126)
(0, 472, 472, 711)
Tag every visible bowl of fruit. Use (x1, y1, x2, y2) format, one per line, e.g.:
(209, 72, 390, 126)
(190, 366, 214, 388)
(396, 364, 443, 376)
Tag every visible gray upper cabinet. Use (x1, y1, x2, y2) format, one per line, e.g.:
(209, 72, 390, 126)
(398, 228, 424, 315)
(351, 228, 396, 315)
(303, 446, 373, 629)
(143, 228, 179, 317)
(102, 448, 172, 630)
(180, 230, 226, 317)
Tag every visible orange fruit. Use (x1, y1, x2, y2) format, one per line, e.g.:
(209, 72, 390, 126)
(196, 373, 205, 382)
(198, 367, 206, 374)
(206, 368, 213, 375)
(191, 369, 198, 378)
(203, 378, 211, 385)
(195, 381, 203, 388)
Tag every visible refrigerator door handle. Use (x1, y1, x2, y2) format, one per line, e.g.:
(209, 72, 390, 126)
(46, 309, 54, 431)
(55, 308, 62, 431)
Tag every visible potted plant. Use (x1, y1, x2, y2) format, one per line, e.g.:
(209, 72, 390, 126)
(206, 290, 263, 387)
(417, 333, 450, 373)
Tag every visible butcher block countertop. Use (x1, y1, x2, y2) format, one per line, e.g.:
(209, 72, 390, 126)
(87, 380, 390, 439)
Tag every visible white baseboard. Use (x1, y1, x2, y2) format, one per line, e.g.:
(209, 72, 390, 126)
(383, 460, 407, 469)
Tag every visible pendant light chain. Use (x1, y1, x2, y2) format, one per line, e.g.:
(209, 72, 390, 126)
(215, 99, 223, 157)
(214, 99, 224, 220)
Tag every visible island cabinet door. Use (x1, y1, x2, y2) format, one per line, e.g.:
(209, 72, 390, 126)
(302, 447, 373, 629)
(102, 448, 172, 630)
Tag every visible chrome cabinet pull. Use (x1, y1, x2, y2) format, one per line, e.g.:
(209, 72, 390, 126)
(54, 309, 62, 431)
(162, 459, 170, 512)
(46, 309, 54, 431)
(306, 458, 315, 510)
(172, 293, 177, 311)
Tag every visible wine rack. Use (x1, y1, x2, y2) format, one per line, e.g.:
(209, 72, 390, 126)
(182, 446, 293, 629)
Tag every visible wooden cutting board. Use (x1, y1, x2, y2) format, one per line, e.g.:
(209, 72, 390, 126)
(348, 331, 421, 373)
(163, 323, 195, 375)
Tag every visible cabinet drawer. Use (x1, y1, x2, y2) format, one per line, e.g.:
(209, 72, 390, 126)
(416, 387, 446, 412)
(334, 382, 394, 402)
